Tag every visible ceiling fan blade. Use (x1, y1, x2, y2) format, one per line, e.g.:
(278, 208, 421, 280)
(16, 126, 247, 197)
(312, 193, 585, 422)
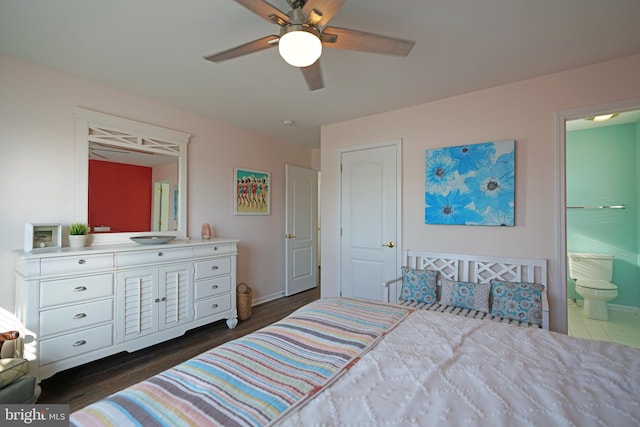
(204, 35, 279, 62)
(322, 26, 415, 56)
(301, 0, 345, 26)
(234, 0, 290, 26)
(300, 60, 324, 91)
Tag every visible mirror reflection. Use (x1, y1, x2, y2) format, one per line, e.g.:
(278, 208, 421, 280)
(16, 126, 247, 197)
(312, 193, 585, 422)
(88, 142, 179, 234)
(74, 107, 189, 244)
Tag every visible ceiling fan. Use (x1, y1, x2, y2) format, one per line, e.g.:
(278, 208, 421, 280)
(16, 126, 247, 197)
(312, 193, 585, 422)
(204, 0, 415, 91)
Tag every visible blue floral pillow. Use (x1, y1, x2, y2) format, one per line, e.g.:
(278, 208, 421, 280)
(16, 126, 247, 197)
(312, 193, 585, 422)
(438, 278, 491, 313)
(400, 267, 438, 304)
(490, 280, 544, 326)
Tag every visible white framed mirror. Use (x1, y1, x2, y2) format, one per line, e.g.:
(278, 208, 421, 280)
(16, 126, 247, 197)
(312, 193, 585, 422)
(74, 107, 190, 245)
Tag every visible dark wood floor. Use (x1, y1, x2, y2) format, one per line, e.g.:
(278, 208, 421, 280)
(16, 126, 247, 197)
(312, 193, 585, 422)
(38, 286, 320, 412)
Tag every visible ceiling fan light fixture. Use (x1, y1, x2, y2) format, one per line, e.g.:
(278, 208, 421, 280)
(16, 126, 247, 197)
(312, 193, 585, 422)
(278, 25, 322, 68)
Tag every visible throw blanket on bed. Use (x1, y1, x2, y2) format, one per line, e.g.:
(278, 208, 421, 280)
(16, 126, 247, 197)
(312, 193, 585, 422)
(70, 298, 413, 427)
(277, 309, 640, 426)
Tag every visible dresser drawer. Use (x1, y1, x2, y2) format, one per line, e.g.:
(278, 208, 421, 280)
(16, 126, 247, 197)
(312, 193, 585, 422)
(194, 244, 234, 258)
(195, 276, 231, 300)
(116, 247, 194, 267)
(194, 258, 231, 280)
(40, 299, 113, 337)
(41, 253, 114, 276)
(195, 294, 231, 319)
(40, 274, 113, 308)
(39, 324, 113, 365)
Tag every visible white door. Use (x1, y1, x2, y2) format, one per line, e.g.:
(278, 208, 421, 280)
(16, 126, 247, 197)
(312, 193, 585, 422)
(153, 181, 170, 231)
(340, 143, 400, 301)
(285, 165, 318, 296)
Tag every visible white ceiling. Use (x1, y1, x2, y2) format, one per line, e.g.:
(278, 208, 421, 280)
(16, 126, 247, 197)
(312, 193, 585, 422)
(566, 110, 640, 132)
(2, 0, 640, 149)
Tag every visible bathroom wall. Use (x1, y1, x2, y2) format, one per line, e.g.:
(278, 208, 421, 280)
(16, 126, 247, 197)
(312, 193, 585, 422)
(637, 120, 640, 271)
(566, 123, 640, 308)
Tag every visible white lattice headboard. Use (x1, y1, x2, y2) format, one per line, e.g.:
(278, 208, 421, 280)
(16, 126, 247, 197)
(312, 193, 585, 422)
(384, 250, 549, 329)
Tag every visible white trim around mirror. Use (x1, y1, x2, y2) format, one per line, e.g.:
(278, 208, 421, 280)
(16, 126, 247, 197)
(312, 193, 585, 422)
(74, 107, 191, 245)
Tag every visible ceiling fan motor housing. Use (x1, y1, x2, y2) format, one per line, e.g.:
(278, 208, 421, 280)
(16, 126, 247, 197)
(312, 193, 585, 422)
(280, 22, 320, 39)
(287, 0, 308, 10)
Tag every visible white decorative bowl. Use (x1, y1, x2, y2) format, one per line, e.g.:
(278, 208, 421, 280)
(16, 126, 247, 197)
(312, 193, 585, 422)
(130, 236, 176, 245)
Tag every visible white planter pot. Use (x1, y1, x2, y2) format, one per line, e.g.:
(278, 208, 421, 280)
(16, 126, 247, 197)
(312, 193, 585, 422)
(69, 235, 87, 248)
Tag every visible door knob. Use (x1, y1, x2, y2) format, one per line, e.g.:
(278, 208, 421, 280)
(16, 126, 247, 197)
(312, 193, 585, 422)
(382, 241, 395, 248)
(286, 234, 296, 239)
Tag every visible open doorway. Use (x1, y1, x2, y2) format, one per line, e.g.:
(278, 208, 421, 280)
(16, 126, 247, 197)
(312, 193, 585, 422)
(562, 107, 640, 348)
(153, 181, 171, 232)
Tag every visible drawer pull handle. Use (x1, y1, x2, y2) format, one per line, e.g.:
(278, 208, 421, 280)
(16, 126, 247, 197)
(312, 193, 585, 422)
(161, 297, 167, 302)
(211, 285, 219, 289)
(212, 304, 218, 309)
(211, 266, 219, 270)
(73, 313, 87, 319)
(78, 259, 86, 265)
(158, 252, 164, 256)
(73, 340, 86, 347)
(155, 298, 160, 303)
(74, 286, 87, 292)
(214, 246, 218, 251)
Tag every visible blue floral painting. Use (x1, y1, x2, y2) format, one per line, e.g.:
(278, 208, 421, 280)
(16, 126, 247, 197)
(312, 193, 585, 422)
(425, 140, 515, 226)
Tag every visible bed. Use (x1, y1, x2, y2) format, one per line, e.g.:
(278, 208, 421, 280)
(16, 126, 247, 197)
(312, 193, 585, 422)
(69, 254, 640, 427)
(70, 300, 640, 426)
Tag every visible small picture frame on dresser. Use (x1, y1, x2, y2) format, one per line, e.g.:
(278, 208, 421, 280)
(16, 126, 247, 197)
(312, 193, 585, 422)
(24, 223, 62, 251)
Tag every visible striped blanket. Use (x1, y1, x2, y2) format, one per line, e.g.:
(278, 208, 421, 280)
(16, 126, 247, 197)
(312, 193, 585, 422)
(70, 298, 413, 427)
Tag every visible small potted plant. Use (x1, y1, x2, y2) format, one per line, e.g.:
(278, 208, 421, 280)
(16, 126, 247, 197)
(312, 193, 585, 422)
(68, 222, 90, 248)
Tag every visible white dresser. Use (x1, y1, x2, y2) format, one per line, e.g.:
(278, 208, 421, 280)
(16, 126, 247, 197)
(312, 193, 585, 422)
(14, 238, 238, 381)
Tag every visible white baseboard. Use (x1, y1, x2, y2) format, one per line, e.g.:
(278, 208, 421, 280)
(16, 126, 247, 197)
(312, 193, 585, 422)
(251, 291, 285, 307)
(608, 303, 640, 314)
(571, 299, 639, 314)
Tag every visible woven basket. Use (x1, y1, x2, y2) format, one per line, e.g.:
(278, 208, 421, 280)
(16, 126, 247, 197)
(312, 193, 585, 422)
(236, 283, 253, 321)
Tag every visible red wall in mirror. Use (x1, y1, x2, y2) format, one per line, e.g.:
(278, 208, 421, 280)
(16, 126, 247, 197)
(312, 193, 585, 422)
(88, 160, 152, 232)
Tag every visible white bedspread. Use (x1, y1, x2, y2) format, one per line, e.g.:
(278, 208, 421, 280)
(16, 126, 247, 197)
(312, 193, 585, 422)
(275, 309, 640, 426)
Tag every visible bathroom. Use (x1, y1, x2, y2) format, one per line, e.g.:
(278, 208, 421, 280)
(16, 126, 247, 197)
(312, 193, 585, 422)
(566, 111, 640, 348)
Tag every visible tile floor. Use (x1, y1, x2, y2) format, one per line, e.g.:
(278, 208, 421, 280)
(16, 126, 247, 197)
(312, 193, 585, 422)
(568, 299, 640, 349)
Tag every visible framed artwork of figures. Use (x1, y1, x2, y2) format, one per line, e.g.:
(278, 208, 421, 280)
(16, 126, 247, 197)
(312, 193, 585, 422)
(234, 167, 271, 216)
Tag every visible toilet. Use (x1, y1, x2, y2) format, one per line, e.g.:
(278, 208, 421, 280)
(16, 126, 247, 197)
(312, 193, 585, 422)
(568, 253, 618, 321)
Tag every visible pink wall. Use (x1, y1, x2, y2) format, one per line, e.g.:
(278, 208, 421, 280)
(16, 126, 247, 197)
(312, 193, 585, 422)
(0, 54, 313, 318)
(4, 52, 640, 333)
(320, 54, 640, 333)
